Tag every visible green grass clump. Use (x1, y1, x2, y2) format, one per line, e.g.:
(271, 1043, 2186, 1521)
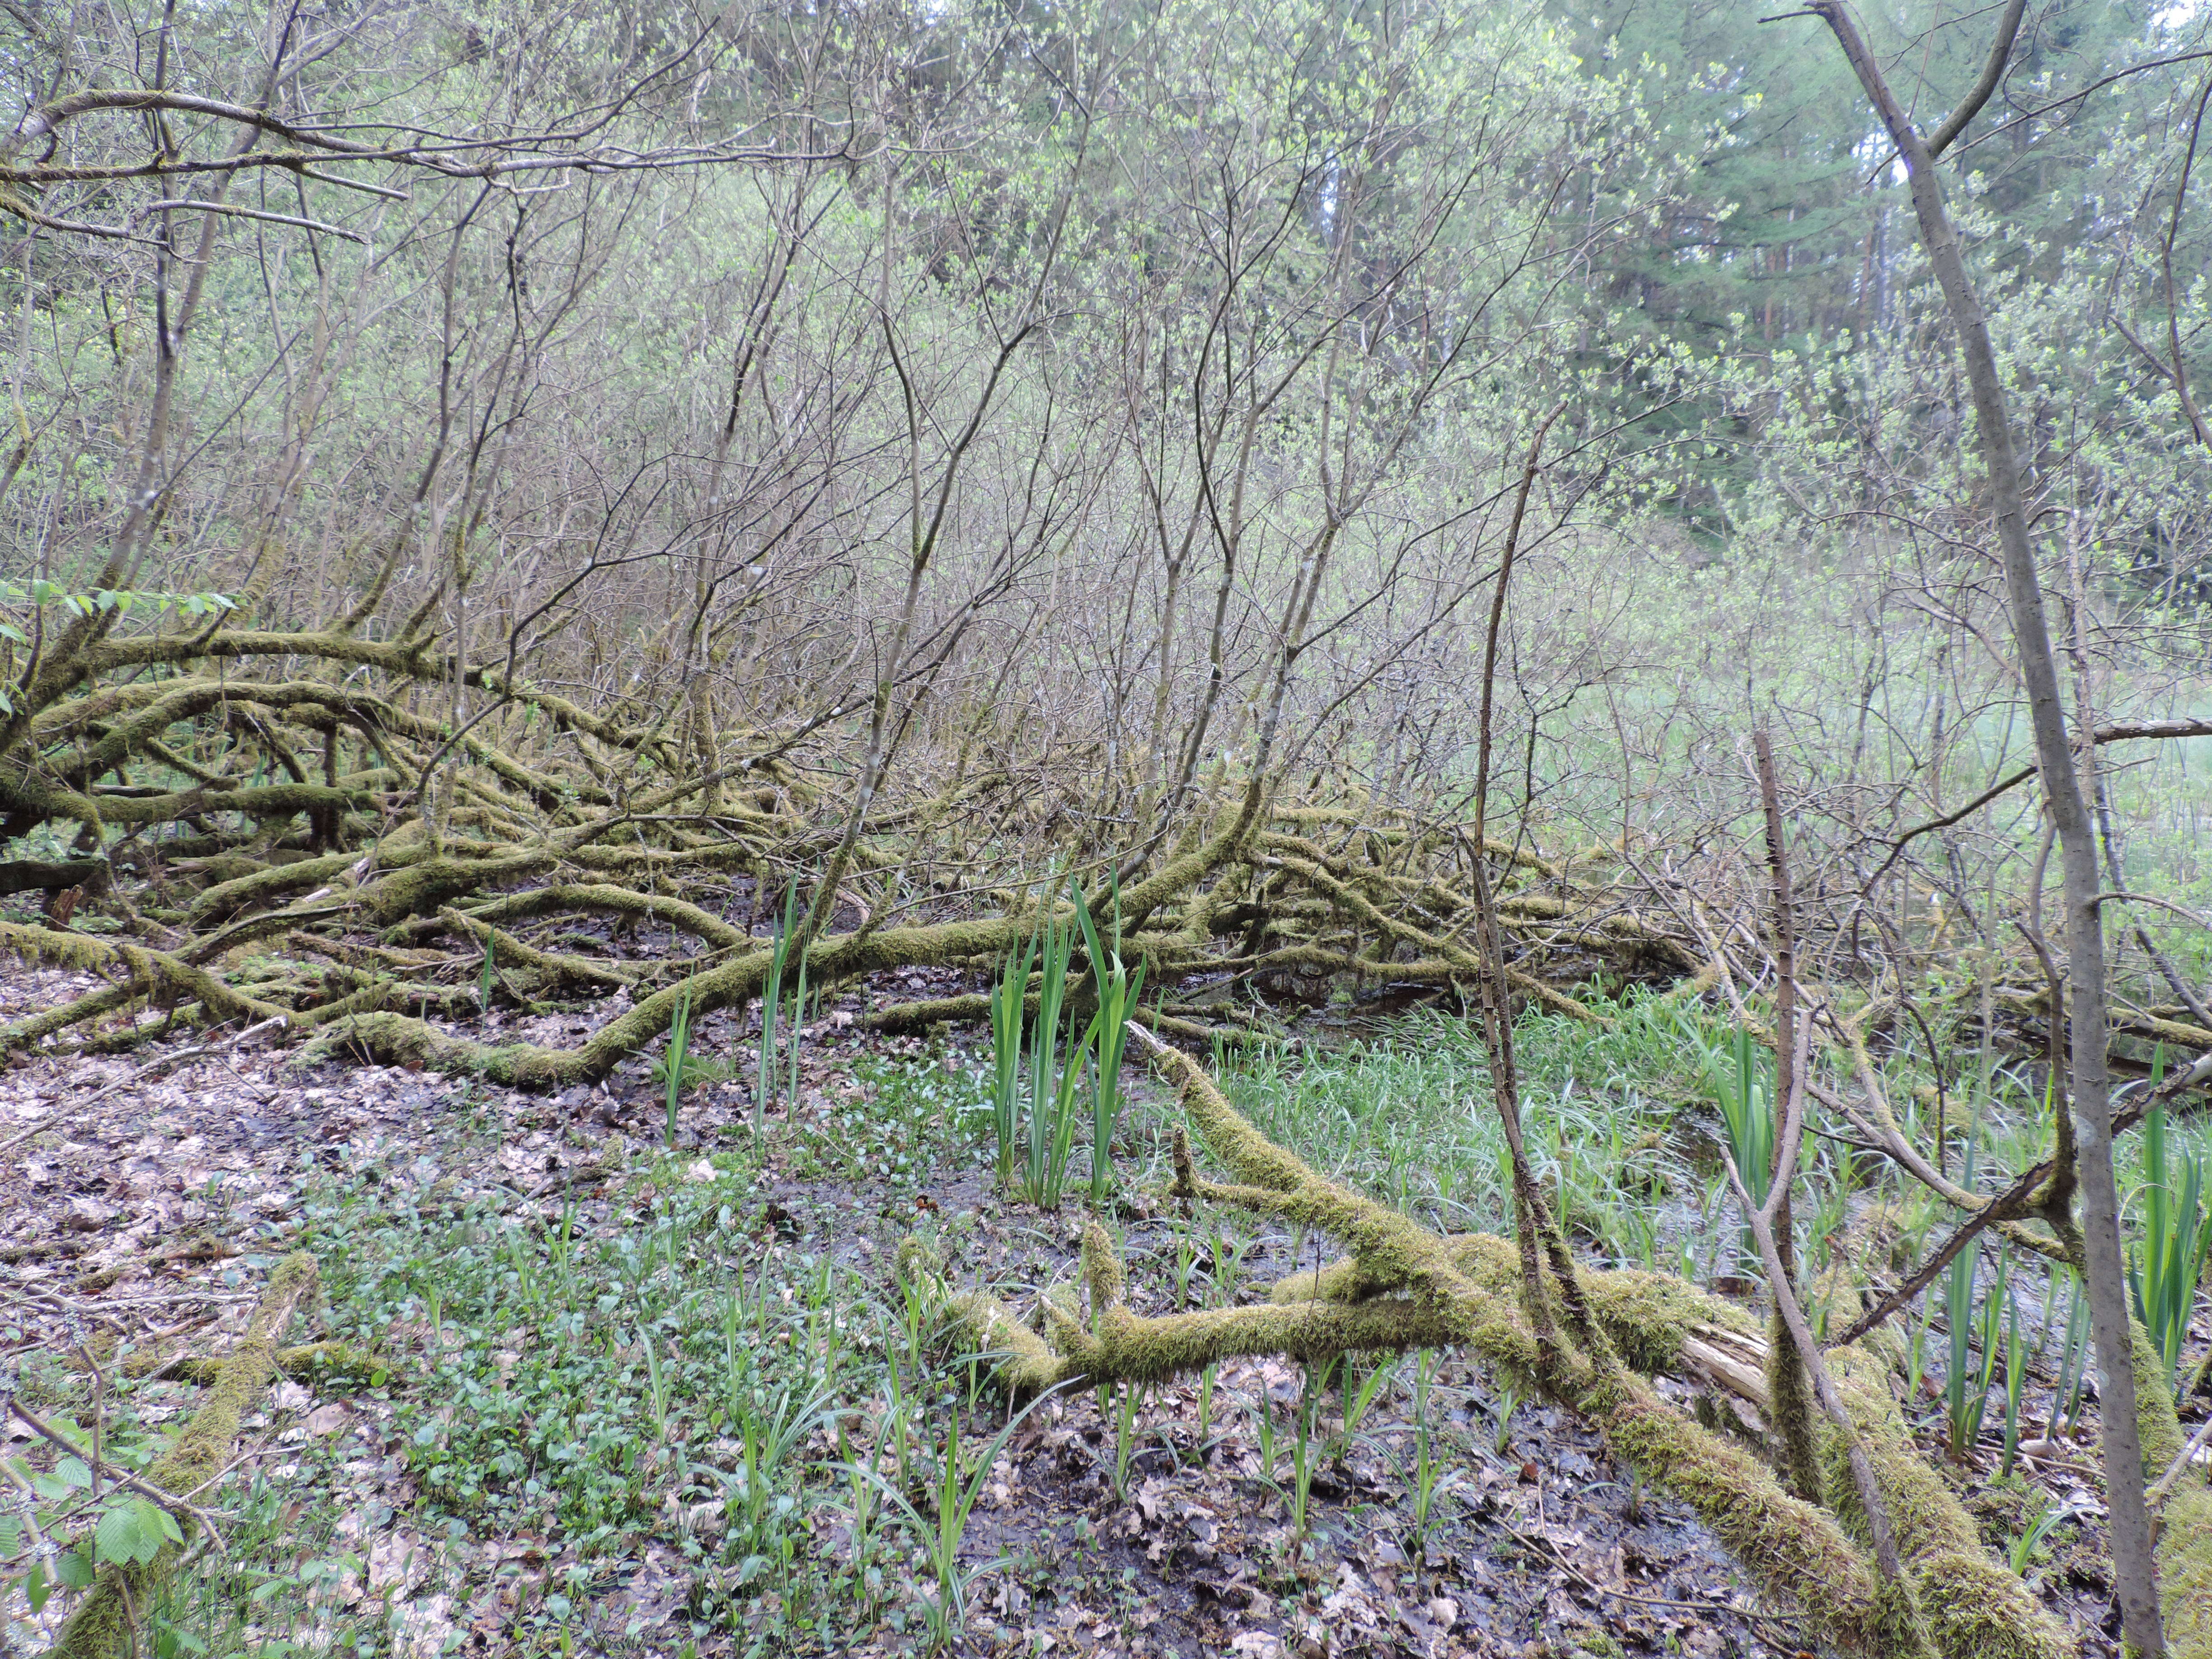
(1221, 996, 1698, 1270)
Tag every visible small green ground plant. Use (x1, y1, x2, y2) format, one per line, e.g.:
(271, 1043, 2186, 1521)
(1074, 880, 1145, 1202)
(846, 1390, 1063, 1650)
(1944, 1242, 2006, 1462)
(1678, 1017, 1774, 1272)
(984, 881, 1124, 1207)
(662, 988, 694, 1145)
(987, 931, 1035, 1187)
(2128, 1092, 2212, 1386)
(269, 1053, 985, 1654)
(1022, 886, 1091, 1205)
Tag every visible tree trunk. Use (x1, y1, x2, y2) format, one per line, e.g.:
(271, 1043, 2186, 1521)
(1806, 6, 2164, 1651)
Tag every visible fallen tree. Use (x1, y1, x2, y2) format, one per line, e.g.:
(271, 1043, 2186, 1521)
(0, 610, 1714, 1077)
(12, 596, 2207, 1099)
(915, 1023, 2212, 1659)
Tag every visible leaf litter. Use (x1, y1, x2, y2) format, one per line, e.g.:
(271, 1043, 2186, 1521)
(0, 957, 2155, 1657)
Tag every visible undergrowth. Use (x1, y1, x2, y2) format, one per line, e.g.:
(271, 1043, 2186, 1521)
(16, 993, 2199, 1657)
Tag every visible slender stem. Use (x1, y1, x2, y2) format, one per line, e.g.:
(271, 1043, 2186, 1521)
(1754, 728, 1820, 1501)
(1469, 401, 1568, 1336)
(1804, 8, 2163, 1643)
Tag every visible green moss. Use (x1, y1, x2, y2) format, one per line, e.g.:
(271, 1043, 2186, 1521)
(1271, 1234, 1758, 1374)
(1082, 1221, 1127, 1326)
(1770, 1307, 1825, 1503)
(924, 1028, 2175, 1659)
(0, 923, 290, 1046)
(462, 882, 749, 951)
(49, 1253, 319, 1659)
(364, 851, 556, 923)
(335, 909, 1065, 1087)
(0, 918, 125, 974)
(1961, 1478, 2039, 1554)
(186, 849, 356, 923)
(2163, 1481, 2212, 1659)
(1821, 1341, 2070, 1659)
(947, 1291, 1067, 1395)
(0, 981, 138, 1053)
(2128, 1319, 2212, 1655)
(2131, 1320, 2186, 1473)
(207, 1340, 390, 1387)
(1149, 1034, 1319, 1195)
(1585, 1366, 1924, 1659)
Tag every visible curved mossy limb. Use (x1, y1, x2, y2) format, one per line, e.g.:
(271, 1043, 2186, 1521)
(187, 849, 359, 925)
(1268, 1234, 1762, 1373)
(921, 1035, 1942, 1659)
(0, 923, 290, 1049)
(48, 1253, 320, 1659)
(455, 882, 750, 952)
(1134, 1025, 1920, 1654)
(0, 981, 142, 1054)
(0, 771, 376, 834)
(2129, 1321, 2212, 1657)
(323, 915, 1006, 1086)
(1818, 1332, 2071, 1659)
(434, 905, 636, 995)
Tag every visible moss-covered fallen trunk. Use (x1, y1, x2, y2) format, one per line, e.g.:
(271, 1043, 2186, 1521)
(47, 1253, 320, 1659)
(1818, 1293, 2070, 1659)
(912, 1030, 2206, 1659)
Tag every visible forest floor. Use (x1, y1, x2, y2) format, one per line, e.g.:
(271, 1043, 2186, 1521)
(0, 956, 2194, 1659)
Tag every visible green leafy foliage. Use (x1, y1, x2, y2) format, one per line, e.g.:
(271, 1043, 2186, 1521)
(0, 577, 237, 620)
(844, 1390, 1063, 1649)
(94, 1498, 183, 1566)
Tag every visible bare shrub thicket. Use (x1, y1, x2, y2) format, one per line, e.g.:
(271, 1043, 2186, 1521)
(0, 0, 1728, 1053)
(7, 0, 2211, 1017)
(9, 0, 2212, 1653)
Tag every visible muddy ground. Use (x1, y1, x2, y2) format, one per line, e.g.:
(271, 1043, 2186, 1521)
(0, 961, 2157, 1658)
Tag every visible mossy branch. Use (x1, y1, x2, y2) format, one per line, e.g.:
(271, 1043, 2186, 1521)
(46, 1252, 320, 1659)
(914, 1029, 1998, 1659)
